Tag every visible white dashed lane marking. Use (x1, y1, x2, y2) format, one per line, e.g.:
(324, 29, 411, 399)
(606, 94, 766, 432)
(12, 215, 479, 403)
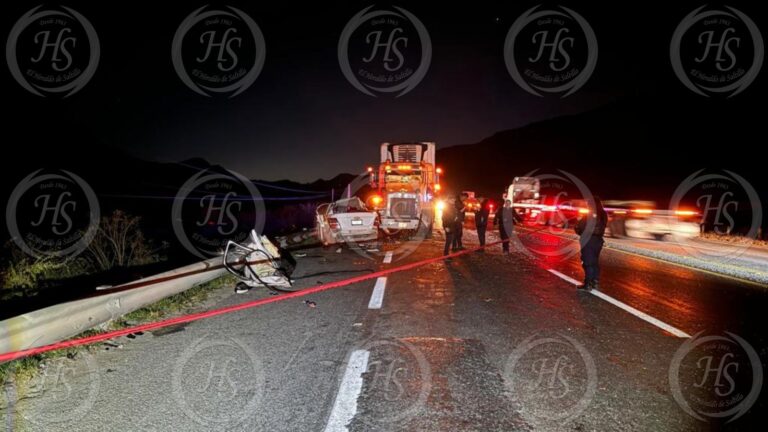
(324, 350, 369, 432)
(367, 277, 387, 309)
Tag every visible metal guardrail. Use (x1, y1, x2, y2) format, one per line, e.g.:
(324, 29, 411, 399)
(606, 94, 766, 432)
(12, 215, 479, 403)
(0, 257, 227, 356)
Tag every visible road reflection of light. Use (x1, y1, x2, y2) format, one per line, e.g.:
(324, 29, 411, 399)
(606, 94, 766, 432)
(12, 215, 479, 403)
(522, 229, 701, 329)
(606, 254, 698, 325)
(515, 229, 580, 268)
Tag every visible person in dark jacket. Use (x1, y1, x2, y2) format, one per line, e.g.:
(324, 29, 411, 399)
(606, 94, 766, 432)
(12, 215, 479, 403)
(441, 197, 458, 256)
(575, 196, 608, 290)
(494, 199, 515, 254)
(451, 193, 467, 251)
(475, 198, 490, 250)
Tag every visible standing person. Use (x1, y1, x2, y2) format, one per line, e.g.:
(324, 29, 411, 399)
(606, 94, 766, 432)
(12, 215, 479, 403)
(575, 196, 608, 290)
(494, 199, 514, 254)
(475, 198, 490, 251)
(441, 197, 457, 257)
(452, 193, 467, 251)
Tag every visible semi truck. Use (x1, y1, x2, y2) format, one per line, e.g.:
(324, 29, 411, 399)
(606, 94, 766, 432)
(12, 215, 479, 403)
(367, 142, 441, 236)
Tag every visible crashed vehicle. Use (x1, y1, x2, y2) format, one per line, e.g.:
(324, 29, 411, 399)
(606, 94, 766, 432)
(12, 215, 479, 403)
(224, 230, 296, 293)
(315, 197, 379, 246)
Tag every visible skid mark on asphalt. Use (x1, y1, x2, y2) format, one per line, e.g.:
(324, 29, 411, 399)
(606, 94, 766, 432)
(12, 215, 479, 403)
(548, 269, 691, 338)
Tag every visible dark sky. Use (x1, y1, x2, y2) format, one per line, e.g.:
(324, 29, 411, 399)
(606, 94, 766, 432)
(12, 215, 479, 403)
(2, 0, 763, 182)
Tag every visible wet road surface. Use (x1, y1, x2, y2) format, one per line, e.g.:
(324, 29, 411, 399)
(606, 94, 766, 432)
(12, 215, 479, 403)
(3, 226, 767, 431)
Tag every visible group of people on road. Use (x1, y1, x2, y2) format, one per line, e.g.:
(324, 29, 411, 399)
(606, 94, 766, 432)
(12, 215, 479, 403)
(440, 192, 607, 290)
(441, 194, 518, 256)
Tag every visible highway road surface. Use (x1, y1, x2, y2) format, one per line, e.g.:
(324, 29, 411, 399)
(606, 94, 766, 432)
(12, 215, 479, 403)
(3, 224, 767, 431)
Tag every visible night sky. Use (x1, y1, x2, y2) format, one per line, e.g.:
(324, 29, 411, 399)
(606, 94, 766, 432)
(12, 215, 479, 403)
(1, 1, 764, 182)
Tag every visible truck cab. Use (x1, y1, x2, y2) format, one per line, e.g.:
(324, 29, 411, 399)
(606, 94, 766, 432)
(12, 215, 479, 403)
(368, 142, 439, 236)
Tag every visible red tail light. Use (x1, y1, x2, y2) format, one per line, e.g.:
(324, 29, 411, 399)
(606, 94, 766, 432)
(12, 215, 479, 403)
(328, 217, 340, 230)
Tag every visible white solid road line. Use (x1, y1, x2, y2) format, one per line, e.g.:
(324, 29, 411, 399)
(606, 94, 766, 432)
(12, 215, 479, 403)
(547, 269, 582, 286)
(547, 269, 691, 338)
(383, 251, 393, 263)
(324, 349, 370, 432)
(368, 277, 387, 309)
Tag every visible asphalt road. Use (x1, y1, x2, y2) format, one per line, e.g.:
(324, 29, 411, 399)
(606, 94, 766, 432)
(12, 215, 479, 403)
(3, 225, 767, 431)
